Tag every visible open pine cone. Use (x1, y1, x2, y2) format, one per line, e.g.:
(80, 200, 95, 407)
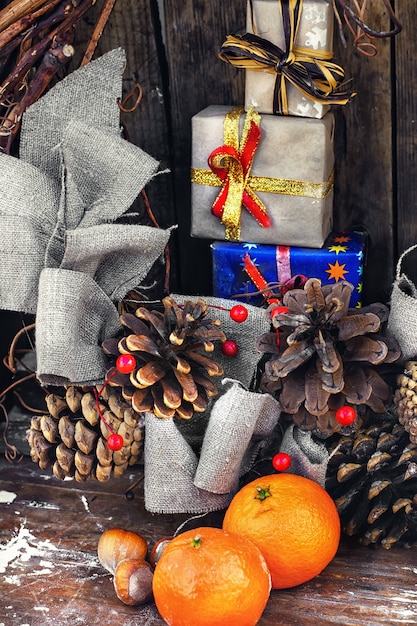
(102, 296, 226, 420)
(26, 385, 144, 482)
(257, 278, 401, 436)
(326, 412, 417, 548)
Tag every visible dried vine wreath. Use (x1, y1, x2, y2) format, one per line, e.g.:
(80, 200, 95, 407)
(0, 0, 121, 154)
(332, 0, 402, 56)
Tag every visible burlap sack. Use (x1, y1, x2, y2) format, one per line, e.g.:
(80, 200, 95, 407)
(10, 48, 171, 386)
(0, 155, 59, 314)
(143, 298, 278, 514)
(35, 268, 122, 387)
(279, 424, 329, 487)
(194, 381, 281, 494)
(388, 244, 417, 362)
(144, 412, 232, 514)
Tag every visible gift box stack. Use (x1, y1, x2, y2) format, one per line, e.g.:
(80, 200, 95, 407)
(190, 0, 365, 306)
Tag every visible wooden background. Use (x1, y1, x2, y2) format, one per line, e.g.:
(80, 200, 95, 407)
(68, 0, 415, 308)
(0, 0, 413, 389)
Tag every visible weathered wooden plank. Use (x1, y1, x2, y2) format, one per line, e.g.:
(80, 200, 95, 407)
(163, 0, 246, 296)
(395, 1, 417, 258)
(2, 457, 417, 625)
(332, 0, 394, 305)
(72, 0, 178, 289)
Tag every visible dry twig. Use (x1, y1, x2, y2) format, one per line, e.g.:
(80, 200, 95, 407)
(80, 0, 117, 66)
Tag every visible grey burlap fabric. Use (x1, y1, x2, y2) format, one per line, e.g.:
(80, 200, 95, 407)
(20, 48, 125, 179)
(144, 412, 232, 514)
(36, 269, 121, 386)
(0, 154, 59, 314)
(60, 224, 172, 301)
(0, 48, 172, 386)
(387, 244, 417, 362)
(279, 424, 329, 487)
(194, 381, 281, 494)
(143, 299, 279, 514)
(46, 120, 159, 268)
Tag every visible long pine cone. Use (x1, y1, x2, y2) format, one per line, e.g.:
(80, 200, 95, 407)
(326, 412, 417, 548)
(26, 385, 144, 482)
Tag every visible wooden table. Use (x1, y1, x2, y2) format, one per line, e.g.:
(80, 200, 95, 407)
(1, 456, 417, 626)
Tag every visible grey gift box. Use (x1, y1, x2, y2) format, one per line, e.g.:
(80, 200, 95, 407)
(191, 105, 334, 248)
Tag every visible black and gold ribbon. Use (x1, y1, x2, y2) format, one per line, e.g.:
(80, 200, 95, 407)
(219, 0, 355, 115)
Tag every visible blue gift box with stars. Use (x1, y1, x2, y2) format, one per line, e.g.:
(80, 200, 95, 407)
(212, 231, 366, 309)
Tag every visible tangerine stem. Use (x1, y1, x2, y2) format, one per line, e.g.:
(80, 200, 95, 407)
(190, 535, 202, 548)
(255, 485, 271, 501)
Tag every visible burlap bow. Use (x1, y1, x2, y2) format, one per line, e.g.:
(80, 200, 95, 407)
(0, 49, 172, 386)
(143, 297, 282, 514)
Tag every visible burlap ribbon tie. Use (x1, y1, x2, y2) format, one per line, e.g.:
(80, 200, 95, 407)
(208, 106, 270, 241)
(144, 380, 281, 514)
(219, 0, 354, 115)
(0, 49, 172, 387)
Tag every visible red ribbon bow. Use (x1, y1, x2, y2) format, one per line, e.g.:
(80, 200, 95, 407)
(207, 107, 271, 241)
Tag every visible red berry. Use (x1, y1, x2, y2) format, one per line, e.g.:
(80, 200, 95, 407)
(335, 405, 357, 426)
(221, 339, 238, 357)
(270, 305, 290, 319)
(272, 452, 291, 472)
(230, 304, 248, 323)
(107, 433, 124, 451)
(116, 354, 137, 374)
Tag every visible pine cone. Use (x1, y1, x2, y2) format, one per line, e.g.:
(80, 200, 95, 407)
(325, 412, 417, 548)
(257, 278, 401, 436)
(394, 361, 417, 444)
(26, 385, 144, 482)
(102, 296, 226, 420)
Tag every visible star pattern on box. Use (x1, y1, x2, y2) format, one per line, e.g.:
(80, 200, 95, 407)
(328, 244, 348, 255)
(325, 260, 348, 282)
(333, 235, 351, 244)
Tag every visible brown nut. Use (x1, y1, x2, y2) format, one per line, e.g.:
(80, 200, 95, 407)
(114, 558, 154, 605)
(149, 536, 173, 568)
(97, 528, 148, 574)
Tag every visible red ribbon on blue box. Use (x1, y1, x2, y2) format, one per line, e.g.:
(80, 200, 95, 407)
(212, 231, 367, 308)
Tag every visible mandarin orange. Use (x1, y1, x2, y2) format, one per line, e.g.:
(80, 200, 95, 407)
(223, 473, 340, 589)
(152, 526, 271, 626)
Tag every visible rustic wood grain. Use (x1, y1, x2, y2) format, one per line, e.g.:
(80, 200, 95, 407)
(72, 0, 178, 289)
(1, 457, 417, 625)
(332, 0, 394, 304)
(395, 1, 417, 259)
(163, 0, 246, 296)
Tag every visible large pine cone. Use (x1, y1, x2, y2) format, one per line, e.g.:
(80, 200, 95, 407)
(102, 296, 226, 419)
(26, 385, 144, 482)
(326, 412, 417, 548)
(257, 278, 401, 436)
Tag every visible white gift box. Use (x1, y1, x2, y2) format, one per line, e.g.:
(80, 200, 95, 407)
(245, 0, 334, 118)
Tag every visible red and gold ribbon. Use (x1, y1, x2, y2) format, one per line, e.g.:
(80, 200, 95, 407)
(206, 106, 270, 241)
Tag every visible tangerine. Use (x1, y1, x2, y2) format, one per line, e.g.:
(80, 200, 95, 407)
(152, 526, 271, 626)
(223, 473, 340, 589)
